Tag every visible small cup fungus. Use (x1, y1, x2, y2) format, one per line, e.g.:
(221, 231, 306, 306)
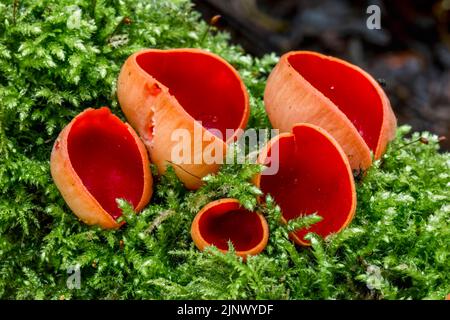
(191, 199, 269, 259)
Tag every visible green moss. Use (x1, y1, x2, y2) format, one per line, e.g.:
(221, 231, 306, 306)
(0, 0, 448, 299)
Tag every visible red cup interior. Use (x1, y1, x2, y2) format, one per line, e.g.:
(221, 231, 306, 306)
(136, 50, 247, 138)
(197, 201, 265, 251)
(288, 52, 383, 152)
(259, 125, 354, 242)
(67, 108, 144, 219)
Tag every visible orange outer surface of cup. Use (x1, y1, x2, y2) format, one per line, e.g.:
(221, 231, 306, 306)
(117, 48, 249, 190)
(191, 198, 269, 260)
(264, 51, 397, 172)
(50, 107, 153, 229)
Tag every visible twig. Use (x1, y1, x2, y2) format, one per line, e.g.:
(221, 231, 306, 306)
(396, 136, 430, 151)
(166, 160, 202, 181)
(199, 15, 221, 45)
(107, 16, 132, 43)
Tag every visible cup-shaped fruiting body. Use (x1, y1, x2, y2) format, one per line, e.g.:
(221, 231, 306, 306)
(117, 49, 249, 190)
(264, 51, 397, 172)
(50, 107, 153, 229)
(191, 199, 269, 259)
(255, 123, 356, 246)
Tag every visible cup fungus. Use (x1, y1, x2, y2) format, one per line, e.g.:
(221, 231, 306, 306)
(255, 123, 356, 246)
(264, 51, 397, 171)
(117, 49, 249, 189)
(191, 199, 269, 259)
(50, 107, 152, 229)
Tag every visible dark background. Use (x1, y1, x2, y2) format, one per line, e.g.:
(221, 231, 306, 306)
(193, 0, 450, 150)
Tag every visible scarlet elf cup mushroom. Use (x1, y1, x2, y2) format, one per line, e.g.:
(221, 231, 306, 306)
(255, 123, 356, 245)
(191, 199, 269, 259)
(50, 107, 152, 229)
(264, 51, 397, 171)
(117, 49, 250, 190)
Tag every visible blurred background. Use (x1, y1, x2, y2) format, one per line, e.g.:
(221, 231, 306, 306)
(193, 0, 450, 150)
